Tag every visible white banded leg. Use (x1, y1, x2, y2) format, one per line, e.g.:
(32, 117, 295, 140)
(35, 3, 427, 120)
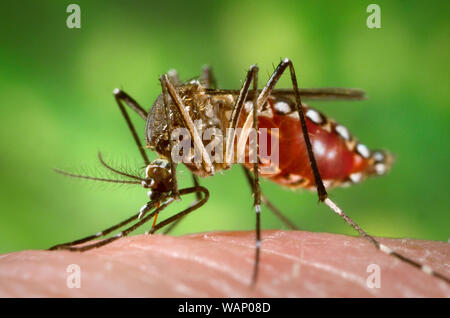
(254, 58, 450, 285)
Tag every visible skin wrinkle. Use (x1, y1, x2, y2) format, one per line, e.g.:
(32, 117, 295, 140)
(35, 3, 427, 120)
(378, 242, 450, 295)
(108, 256, 178, 297)
(260, 242, 375, 295)
(103, 248, 204, 295)
(392, 240, 448, 268)
(402, 242, 443, 266)
(292, 240, 303, 279)
(198, 231, 371, 292)
(128, 237, 252, 287)
(185, 233, 294, 288)
(73, 251, 157, 289)
(136, 256, 217, 297)
(0, 231, 449, 297)
(184, 255, 249, 290)
(183, 232, 443, 294)
(44, 250, 157, 296)
(198, 231, 450, 296)
(209, 276, 248, 297)
(200, 233, 347, 272)
(187, 236, 277, 273)
(112, 260, 159, 289)
(181, 232, 385, 296)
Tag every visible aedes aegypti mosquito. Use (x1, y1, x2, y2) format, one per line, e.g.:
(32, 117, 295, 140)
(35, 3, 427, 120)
(51, 58, 450, 285)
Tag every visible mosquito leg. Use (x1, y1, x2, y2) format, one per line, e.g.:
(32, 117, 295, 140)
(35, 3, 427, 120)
(51, 90, 152, 250)
(249, 67, 263, 286)
(321, 197, 450, 283)
(50, 186, 203, 252)
(167, 69, 181, 86)
(225, 65, 259, 166)
(204, 87, 366, 101)
(49, 213, 138, 250)
(55, 198, 176, 252)
(191, 174, 202, 201)
(201, 65, 217, 89)
(49, 196, 169, 251)
(241, 166, 298, 230)
(161, 174, 202, 235)
(149, 186, 209, 234)
(160, 76, 180, 199)
(223, 64, 263, 285)
(260, 58, 450, 284)
(113, 89, 150, 166)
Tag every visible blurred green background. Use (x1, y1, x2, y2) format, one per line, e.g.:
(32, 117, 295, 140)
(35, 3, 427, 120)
(0, 0, 448, 253)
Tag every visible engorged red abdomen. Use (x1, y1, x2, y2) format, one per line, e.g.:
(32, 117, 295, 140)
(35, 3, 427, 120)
(245, 102, 370, 189)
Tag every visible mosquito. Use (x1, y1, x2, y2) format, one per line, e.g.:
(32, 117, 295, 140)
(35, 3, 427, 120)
(50, 58, 450, 285)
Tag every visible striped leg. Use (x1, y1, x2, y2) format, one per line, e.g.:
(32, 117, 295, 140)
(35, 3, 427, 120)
(250, 66, 261, 286)
(223, 65, 262, 285)
(253, 58, 450, 284)
(149, 186, 209, 234)
(49, 195, 172, 251)
(201, 65, 217, 89)
(162, 174, 202, 235)
(113, 89, 150, 166)
(49, 187, 206, 252)
(241, 166, 298, 230)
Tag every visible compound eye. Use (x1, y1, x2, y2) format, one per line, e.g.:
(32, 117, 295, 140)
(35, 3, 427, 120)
(145, 159, 170, 178)
(143, 158, 172, 193)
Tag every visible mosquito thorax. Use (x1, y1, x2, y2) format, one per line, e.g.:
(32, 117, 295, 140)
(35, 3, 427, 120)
(146, 82, 206, 157)
(142, 158, 172, 199)
(145, 80, 231, 160)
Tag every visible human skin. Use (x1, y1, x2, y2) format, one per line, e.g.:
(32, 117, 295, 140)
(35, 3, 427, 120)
(0, 230, 449, 297)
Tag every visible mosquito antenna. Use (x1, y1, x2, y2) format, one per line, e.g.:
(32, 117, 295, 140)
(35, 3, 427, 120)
(97, 152, 145, 182)
(54, 168, 141, 185)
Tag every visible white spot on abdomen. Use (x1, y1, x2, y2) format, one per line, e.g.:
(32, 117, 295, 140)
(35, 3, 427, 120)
(356, 143, 370, 158)
(373, 151, 385, 162)
(350, 172, 363, 183)
(313, 140, 326, 156)
(306, 109, 323, 124)
(335, 125, 350, 140)
(375, 163, 387, 175)
(274, 101, 291, 114)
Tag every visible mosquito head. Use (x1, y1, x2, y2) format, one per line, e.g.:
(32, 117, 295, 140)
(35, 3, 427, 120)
(142, 158, 172, 199)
